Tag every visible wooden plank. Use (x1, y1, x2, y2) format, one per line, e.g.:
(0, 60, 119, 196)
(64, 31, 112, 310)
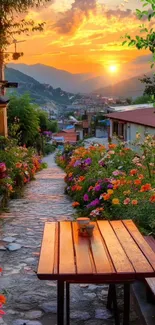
(37, 222, 56, 275)
(72, 222, 94, 274)
(59, 221, 76, 274)
(97, 221, 134, 274)
(144, 236, 155, 253)
(90, 222, 114, 274)
(111, 221, 153, 273)
(53, 222, 59, 274)
(145, 236, 155, 296)
(123, 220, 155, 270)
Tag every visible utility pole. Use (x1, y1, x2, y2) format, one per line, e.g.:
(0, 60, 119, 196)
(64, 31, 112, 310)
(0, 50, 5, 95)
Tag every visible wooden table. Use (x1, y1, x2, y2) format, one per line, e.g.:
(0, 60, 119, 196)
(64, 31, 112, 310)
(37, 220, 155, 325)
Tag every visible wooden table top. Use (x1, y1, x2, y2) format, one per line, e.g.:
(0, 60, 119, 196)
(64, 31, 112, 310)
(37, 220, 155, 282)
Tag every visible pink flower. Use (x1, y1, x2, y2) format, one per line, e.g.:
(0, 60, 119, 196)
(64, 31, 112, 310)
(112, 170, 120, 176)
(83, 194, 89, 201)
(123, 198, 130, 205)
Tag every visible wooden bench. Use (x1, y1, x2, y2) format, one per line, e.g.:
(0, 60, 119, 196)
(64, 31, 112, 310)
(132, 236, 155, 325)
(145, 236, 155, 302)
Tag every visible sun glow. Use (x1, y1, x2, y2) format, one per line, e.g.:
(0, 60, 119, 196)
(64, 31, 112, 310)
(109, 65, 118, 73)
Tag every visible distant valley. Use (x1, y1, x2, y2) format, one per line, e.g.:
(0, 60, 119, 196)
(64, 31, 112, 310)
(6, 65, 154, 103)
(93, 72, 154, 99)
(5, 67, 81, 106)
(8, 63, 123, 93)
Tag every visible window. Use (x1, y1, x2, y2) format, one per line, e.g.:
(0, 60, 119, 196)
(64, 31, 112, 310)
(112, 120, 125, 139)
(113, 121, 118, 135)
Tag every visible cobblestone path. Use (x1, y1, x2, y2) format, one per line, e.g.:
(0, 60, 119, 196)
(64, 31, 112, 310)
(0, 154, 140, 325)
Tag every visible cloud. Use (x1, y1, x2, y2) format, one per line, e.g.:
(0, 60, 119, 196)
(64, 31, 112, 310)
(132, 54, 153, 64)
(54, 0, 97, 34)
(106, 8, 134, 20)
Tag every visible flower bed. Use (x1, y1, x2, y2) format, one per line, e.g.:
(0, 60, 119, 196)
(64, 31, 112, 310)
(0, 136, 46, 207)
(0, 268, 6, 318)
(56, 135, 155, 235)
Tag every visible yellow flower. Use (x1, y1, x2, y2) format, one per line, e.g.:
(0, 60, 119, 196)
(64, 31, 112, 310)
(112, 198, 120, 205)
(136, 133, 141, 139)
(107, 189, 114, 195)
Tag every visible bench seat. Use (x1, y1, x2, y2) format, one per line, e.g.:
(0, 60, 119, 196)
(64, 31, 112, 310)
(144, 236, 155, 299)
(131, 235, 155, 325)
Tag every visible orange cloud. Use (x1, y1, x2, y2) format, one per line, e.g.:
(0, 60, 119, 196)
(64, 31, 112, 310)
(54, 0, 97, 34)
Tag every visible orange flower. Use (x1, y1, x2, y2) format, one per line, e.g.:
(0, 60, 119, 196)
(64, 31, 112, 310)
(15, 162, 22, 168)
(68, 172, 73, 177)
(138, 174, 144, 180)
(88, 186, 94, 192)
(103, 193, 111, 201)
(112, 198, 120, 205)
(109, 144, 117, 149)
(107, 189, 114, 195)
(0, 295, 6, 304)
(76, 185, 82, 191)
(130, 169, 138, 176)
(126, 180, 132, 185)
(134, 179, 141, 186)
(150, 195, 155, 203)
(78, 176, 85, 182)
(140, 183, 152, 192)
(123, 190, 131, 196)
(132, 200, 138, 205)
(72, 201, 80, 208)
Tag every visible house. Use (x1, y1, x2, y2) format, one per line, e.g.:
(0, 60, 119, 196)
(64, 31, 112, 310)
(107, 107, 155, 142)
(53, 129, 77, 144)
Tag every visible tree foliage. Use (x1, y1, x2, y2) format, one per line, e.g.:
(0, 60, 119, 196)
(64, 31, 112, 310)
(140, 74, 155, 96)
(0, 0, 51, 52)
(133, 93, 152, 104)
(8, 93, 40, 146)
(36, 108, 58, 133)
(123, 0, 155, 66)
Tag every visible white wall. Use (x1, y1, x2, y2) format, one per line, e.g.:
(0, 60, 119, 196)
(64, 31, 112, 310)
(127, 123, 155, 142)
(77, 129, 83, 140)
(96, 127, 108, 138)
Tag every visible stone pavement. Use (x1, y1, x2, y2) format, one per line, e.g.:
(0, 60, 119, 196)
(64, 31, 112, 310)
(0, 154, 140, 325)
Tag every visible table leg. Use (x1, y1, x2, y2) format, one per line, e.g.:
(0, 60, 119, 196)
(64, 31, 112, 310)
(57, 280, 64, 325)
(66, 282, 70, 325)
(123, 283, 130, 325)
(107, 284, 120, 325)
(107, 284, 113, 310)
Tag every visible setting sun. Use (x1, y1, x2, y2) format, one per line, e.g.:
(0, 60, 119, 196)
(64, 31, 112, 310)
(109, 65, 118, 73)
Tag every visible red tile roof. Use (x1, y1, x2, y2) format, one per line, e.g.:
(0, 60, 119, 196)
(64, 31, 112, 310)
(55, 131, 77, 143)
(107, 108, 155, 128)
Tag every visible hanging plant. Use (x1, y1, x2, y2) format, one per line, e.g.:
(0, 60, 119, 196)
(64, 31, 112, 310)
(12, 52, 23, 60)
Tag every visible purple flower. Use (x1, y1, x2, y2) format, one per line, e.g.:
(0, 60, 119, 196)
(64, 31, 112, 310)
(99, 159, 105, 167)
(74, 160, 81, 167)
(0, 162, 6, 173)
(84, 158, 92, 166)
(83, 194, 89, 201)
(94, 184, 102, 192)
(103, 178, 111, 183)
(107, 184, 113, 189)
(87, 198, 100, 208)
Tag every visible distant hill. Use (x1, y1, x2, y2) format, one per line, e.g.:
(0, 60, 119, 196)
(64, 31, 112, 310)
(5, 67, 81, 105)
(8, 63, 121, 93)
(93, 72, 154, 99)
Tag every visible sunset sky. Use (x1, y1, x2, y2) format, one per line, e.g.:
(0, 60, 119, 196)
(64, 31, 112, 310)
(10, 0, 153, 78)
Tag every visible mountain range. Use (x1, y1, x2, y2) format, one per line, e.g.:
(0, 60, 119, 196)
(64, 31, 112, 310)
(6, 64, 154, 103)
(8, 63, 123, 93)
(5, 67, 81, 106)
(93, 74, 147, 98)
